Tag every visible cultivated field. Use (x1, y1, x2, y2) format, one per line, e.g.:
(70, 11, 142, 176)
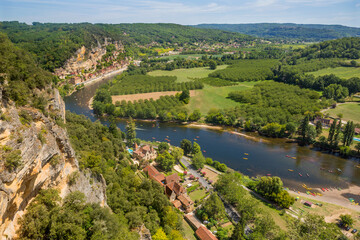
(112, 90, 197, 103)
(324, 102, 360, 124)
(148, 65, 228, 82)
(309, 67, 360, 79)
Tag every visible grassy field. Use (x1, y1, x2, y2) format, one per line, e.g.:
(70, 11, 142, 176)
(148, 65, 228, 83)
(187, 82, 257, 114)
(290, 194, 360, 238)
(188, 189, 207, 202)
(324, 102, 360, 124)
(309, 67, 360, 79)
(182, 219, 197, 240)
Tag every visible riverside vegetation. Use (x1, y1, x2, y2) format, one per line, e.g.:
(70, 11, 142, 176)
(1, 21, 360, 239)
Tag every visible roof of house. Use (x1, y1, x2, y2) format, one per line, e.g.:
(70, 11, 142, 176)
(355, 128, 360, 133)
(133, 145, 155, 158)
(178, 194, 193, 207)
(144, 165, 165, 185)
(185, 213, 202, 230)
(195, 226, 218, 240)
(165, 173, 181, 184)
(172, 200, 182, 209)
(166, 182, 185, 196)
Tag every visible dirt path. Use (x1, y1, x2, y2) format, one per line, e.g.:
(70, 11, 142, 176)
(112, 90, 197, 103)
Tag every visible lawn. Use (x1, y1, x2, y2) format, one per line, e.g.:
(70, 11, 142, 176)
(309, 67, 360, 79)
(187, 82, 258, 114)
(182, 219, 197, 240)
(148, 65, 228, 83)
(188, 189, 207, 202)
(324, 102, 360, 124)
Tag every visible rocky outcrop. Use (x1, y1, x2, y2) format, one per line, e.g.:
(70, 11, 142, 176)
(0, 89, 107, 239)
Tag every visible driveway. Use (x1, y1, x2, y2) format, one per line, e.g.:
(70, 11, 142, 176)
(180, 156, 213, 190)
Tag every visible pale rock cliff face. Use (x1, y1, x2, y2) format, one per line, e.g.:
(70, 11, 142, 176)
(54, 40, 125, 80)
(0, 89, 107, 239)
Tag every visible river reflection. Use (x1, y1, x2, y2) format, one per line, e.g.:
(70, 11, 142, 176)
(64, 78, 360, 191)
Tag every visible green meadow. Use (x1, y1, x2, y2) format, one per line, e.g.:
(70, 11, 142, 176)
(309, 67, 360, 79)
(325, 102, 360, 124)
(187, 83, 256, 114)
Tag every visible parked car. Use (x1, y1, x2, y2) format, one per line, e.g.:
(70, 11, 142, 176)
(345, 226, 351, 231)
(352, 229, 357, 234)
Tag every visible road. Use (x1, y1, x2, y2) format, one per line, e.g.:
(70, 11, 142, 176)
(180, 156, 213, 190)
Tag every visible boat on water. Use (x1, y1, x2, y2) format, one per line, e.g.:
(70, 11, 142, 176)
(292, 157, 296, 159)
(288, 169, 294, 172)
(286, 155, 291, 158)
(306, 173, 310, 177)
(244, 153, 249, 155)
(194, 139, 197, 141)
(337, 168, 342, 172)
(266, 174, 271, 176)
(299, 173, 302, 177)
(243, 158, 248, 160)
(321, 188, 325, 192)
(203, 150, 206, 152)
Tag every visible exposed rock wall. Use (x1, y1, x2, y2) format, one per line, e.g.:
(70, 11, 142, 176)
(0, 89, 106, 239)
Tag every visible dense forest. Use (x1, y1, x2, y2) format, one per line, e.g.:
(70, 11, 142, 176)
(194, 23, 360, 41)
(0, 32, 56, 110)
(0, 21, 253, 71)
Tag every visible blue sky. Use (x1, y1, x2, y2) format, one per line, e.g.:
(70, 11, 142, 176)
(0, 0, 359, 27)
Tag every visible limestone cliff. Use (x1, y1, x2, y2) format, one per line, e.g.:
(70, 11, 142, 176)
(0, 89, 107, 239)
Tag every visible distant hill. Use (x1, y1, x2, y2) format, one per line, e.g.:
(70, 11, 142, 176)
(0, 22, 253, 71)
(193, 23, 360, 42)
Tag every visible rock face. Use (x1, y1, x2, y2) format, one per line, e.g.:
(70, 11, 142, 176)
(0, 89, 107, 239)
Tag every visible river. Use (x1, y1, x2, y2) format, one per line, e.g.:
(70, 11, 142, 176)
(64, 77, 360, 191)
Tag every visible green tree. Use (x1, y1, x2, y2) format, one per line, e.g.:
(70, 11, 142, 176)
(340, 214, 354, 227)
(156, 151, 175, 172)
(201, 193, 226, 221)
(170, 147, 184, 162)
(315, 121, 323, 136)
(179, 90, 190, 104)
(188, 109, 202, 122)
(343, 121, 355, 147)
(126, 117, 136, 147)
(192, 142, 201, 155)
(356, 142, 360, 154)
(158, 142, 170, 153)
(328, 119, 337, 145)
(192, 152, 205, 169)
(180, 139, 192, 156)
(209, 60, 217, 70)
(152, 228, 168, 240)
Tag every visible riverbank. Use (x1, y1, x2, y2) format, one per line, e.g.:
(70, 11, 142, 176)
(288, 184, 360, 211)
(68, 65, 128, 97)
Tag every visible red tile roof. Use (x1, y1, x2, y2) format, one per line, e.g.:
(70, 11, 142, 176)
(172, 200, 182, 209)
(195, 226, 218, 240)
(165, 173, 181, 184)
(178, 194, 193, 207)
(166, 182, 185, 196)
(144, 165, 165, 185)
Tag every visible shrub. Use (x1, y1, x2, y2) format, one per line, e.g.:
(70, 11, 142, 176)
(4, 150, 22, 171)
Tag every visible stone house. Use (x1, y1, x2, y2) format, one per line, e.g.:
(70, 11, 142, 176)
(133, 144, 157, 161)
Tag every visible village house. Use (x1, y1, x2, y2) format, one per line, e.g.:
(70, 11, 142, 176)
(314, 117, 334, 127)
(355, 128, 360, 135)
(133, 143, 157, 161)
(195, 226, 218, 240)
(143, 165, 165, 185)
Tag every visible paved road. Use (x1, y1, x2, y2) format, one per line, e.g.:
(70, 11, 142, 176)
(180, 156, 213, 190)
